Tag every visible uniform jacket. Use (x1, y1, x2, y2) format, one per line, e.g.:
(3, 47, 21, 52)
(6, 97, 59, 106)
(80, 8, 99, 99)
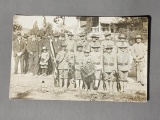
(89, 41, 101, 52)
(90, 51, 102, 70)
(117, 52, 129, 71)
(13, 39, 25, 57)
(76, 40, 89, 51)
(103, 52, 116, 73)
(131, 43, 146, 61)
(27, 40, 39, 56)
(66, 51, 74, 64)
(74, 51, 84, 70)
(116, 42, 129, 53)
(101, 40, 114, 49)
(56, 50, 69, 69)
(66, 40, 75, 51)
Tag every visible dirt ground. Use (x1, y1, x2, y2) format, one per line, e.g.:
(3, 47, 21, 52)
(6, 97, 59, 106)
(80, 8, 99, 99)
(9, 74, 147, 102)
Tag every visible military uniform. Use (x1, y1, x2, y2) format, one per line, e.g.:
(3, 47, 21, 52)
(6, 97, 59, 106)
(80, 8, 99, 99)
(66, 33, 75, 51)
(90, 43, 102, 89)
(56, 43, 69, 88)
(76, 33, 89, 51)
(66, 40, 75, 52)
(101, 33, 114, 52)
(66, 49, 75, 80)
(116, 34, 129, 53)
(102, 45, 116, 92)
(131, 35, 146, 85)
(74, 43, 84, 89)
(103, 46, 116, 82)
(117, 44, 130, 83)
(89, 34, 101, 52)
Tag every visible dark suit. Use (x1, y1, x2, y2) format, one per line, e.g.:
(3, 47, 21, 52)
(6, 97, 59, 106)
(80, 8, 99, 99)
(27, 40, 40, 75)
(23, 41, 29, 73)
(13, 39, 25, 74)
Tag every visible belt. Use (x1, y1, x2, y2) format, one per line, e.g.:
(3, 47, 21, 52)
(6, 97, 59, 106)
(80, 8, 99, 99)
(75, 62, 80, 65)
(104, 63, 114, 66)
(93, 62, 100, 65)
(118, 63, 128, 65)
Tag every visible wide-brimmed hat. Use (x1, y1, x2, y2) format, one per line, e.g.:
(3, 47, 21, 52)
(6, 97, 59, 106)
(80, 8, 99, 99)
(76, 43, 83, 47)
(118, 34, 126, 39)
(61, 33, 65, 37)
(42, 46, 48, 50)
(135, 35, 143, 39)
(17, 32, 22, 36)
(104, 32, 111, 37)
(91, 34, 99, 38)
(84, 49, 90, 53)
(67, 32, 74, 36)
(79, 33, 85, 37)
(105, 45, 113, 49)
(61, 42, 67, 47)
(119, 45, 128, 48)
(23, 34, 29, 38)
(53, 34, 60, 38)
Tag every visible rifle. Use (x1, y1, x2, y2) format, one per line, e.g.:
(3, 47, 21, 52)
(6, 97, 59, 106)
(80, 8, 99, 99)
(114, 70, 121, 91)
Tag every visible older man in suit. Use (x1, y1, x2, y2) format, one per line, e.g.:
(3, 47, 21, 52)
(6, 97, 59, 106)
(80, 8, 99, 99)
(131, 35, 146, 86)
(12, 32, 25, 74)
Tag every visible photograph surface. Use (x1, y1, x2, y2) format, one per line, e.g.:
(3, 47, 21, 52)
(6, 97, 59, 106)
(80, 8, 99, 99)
(9, 15, 149, 102)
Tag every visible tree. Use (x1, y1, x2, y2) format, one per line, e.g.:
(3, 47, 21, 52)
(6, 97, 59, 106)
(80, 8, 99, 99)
(13, 16, 22, 32)
(30, 21, 39, 36)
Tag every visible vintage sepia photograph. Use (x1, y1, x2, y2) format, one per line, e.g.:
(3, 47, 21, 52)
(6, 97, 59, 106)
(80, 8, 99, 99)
(9, 15, 149, 102)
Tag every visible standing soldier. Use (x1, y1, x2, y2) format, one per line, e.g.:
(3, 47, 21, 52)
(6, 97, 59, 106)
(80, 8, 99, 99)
(13, 32, 25, 74)
(56, 42, 69, 88)
(89, 34, 101, 52)
(117, 44, 130, 92)
(23, 34, 30, 74)
(131, 35, 146, 86)
(90, 43, 102, 90)
(116, 34, 129, 53)
(81, 49, 94, 91)
(101, 32, 115, 52)
(76, 33, 89, 51)
(66, 32, 75, 52)
(103, 45, 116, 93)
(27, 35, 40, 77)
(66, 48, 75, 84)
(74, 43, 84, 89)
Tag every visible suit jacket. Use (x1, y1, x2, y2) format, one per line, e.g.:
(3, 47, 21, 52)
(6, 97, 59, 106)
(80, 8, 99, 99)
(12, 39, 25, 57)
(27, 40, 39, 56)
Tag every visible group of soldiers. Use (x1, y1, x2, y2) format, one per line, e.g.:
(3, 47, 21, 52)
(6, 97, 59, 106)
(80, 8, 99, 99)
(13, 31, 147, 92)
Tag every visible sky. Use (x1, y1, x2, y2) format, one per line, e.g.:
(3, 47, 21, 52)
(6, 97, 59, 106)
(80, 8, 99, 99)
(14, 15, 78, 29)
